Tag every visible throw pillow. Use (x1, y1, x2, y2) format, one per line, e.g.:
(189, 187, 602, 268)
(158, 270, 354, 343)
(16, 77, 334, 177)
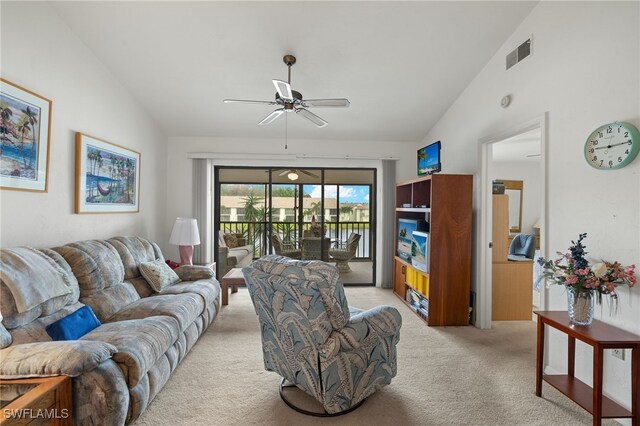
(175, 265, 215, 281)
(139, 258, 181, 292)
(45, 305, 101, 341)
(223, 233, 239, 248)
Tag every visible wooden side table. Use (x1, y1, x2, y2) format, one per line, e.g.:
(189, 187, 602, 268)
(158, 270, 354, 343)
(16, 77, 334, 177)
(221, 268, 246, 306)
(534, 311, 640, 426)
(0, 376, 72, 425)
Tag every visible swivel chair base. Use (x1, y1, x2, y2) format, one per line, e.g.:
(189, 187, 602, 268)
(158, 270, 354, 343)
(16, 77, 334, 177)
(279, 378, 366, 417)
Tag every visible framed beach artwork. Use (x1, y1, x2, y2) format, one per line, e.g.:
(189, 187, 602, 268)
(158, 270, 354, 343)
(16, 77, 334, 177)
(75, 133, 140, 214)
(0, 78, 51, 192)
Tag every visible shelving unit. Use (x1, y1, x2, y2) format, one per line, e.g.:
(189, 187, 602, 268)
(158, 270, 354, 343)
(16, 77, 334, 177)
(392, 174, 473, 326)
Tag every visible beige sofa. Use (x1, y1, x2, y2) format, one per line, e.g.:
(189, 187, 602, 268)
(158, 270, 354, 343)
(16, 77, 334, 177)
(0, 236, 220, 425)
(217, 231, 254, 278)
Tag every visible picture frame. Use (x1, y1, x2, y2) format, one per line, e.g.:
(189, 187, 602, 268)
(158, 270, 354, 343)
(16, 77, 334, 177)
(75, 132, 140, 214)
(0, 78, 52, 192)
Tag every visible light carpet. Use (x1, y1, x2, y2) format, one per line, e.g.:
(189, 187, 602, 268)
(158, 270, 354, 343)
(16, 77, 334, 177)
(135, 287, 614, 426)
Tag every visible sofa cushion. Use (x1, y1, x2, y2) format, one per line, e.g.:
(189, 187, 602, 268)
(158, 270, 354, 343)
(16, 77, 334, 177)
(228, 245, 253, 267)
(159, 280, 220, 309)
(106, 236, 162, 280)
(139, 259, 181, 292)
(81, 316, 180, 388)
(79, 282, 141, 323)
(106, 294, 203, 333)
(54, 240, 125, 296)
(46, 305, 101, 341)
(0, 340, 117, 379)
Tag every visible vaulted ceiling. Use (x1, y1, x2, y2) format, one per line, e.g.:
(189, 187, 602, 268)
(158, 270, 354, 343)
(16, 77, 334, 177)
(52, 1, 537, 142)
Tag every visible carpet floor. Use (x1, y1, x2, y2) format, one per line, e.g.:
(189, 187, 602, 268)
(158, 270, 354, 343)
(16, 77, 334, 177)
(135, 287, 614, 425)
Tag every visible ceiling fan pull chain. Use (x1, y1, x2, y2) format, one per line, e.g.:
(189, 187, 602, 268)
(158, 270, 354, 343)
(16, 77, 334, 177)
(285, 113, 288, 150)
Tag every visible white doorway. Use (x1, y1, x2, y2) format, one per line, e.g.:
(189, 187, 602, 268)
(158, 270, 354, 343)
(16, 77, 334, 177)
(476, 114, 548, 329)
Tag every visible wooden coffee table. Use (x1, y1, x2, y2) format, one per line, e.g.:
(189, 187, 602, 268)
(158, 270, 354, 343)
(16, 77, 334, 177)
(0, 376, 72, 425)
(221, 268, 246, 306)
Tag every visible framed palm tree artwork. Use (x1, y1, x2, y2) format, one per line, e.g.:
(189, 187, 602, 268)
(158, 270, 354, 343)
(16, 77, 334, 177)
(0, 78, 52, 192)
(75, 132, 140, 213)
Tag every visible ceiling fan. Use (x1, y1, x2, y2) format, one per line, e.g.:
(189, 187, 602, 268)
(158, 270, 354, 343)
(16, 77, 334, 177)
(268, 168, 319, 181)
(223, 55, 350, 128)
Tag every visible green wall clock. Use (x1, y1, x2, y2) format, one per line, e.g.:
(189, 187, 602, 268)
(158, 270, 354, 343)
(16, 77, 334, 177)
(584, 122, 640, 170)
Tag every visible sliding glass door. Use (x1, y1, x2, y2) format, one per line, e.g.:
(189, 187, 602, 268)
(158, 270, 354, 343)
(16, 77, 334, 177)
(215, 167, 375, 285)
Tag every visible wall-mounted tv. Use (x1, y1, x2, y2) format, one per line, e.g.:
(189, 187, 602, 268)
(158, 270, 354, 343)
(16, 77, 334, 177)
(417, 141, 441, 176)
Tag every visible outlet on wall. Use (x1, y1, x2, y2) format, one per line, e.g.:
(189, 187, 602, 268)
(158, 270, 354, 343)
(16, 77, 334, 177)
(612, 349, 625, 360)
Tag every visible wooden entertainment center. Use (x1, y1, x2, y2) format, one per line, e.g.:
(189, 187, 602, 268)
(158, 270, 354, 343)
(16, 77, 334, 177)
(392, 174, 473, 326)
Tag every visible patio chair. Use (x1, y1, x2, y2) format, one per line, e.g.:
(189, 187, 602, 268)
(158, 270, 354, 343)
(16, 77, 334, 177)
(271, 234, 302, 259)
(242, 255, 401, 416)
(329, 232, 361, 273)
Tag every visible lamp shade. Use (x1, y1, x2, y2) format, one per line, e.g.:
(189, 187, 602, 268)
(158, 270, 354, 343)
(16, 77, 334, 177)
(169, 218, 201, 246)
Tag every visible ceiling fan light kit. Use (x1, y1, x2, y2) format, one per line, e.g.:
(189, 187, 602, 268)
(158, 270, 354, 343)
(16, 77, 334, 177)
(223, 55, 350, 128)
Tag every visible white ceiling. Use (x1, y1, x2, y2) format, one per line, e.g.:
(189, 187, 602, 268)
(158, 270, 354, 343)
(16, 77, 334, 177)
(52, 1, 537, 142)
(492, 128, 541, 162)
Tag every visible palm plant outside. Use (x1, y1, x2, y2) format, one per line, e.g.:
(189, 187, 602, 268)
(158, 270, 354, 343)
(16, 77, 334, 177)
(241, 191, 268, 257)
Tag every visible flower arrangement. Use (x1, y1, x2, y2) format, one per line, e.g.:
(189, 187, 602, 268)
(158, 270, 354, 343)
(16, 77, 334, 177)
(537, 233, 636, 316)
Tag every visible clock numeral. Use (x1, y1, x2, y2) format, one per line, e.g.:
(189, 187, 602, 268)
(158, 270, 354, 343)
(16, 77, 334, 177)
(609, 160, 613, 167)
(624, 131, 629, 137)
(618, 127, 621, 133)
(628, 140, 632, 145)
(618, 157, 622, 162)
(598, 132, 603, 138)
(589, 148, 594, 153)
(592, 140, 598, 145)
(626, 149, 630, 154)
(607, 126, 613, 133)
(600, 160, 604, 166)
(593, 155, 598, 161)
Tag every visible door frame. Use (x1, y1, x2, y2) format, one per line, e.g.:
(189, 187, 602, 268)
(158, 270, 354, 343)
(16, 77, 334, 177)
(476, 113, 549, 329)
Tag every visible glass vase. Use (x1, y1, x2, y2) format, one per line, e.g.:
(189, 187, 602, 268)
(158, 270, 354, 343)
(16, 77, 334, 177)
(567, 290, 594, 326)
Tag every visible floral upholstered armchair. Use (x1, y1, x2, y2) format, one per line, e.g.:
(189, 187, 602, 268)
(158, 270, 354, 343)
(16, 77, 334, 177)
(242, 255, 402, 416)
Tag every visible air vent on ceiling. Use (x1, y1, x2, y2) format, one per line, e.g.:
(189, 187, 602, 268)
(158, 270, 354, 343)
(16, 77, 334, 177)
(506, 37, 532, 70)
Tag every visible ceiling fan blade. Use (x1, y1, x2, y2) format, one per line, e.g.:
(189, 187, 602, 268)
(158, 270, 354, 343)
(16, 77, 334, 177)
(278, 170, 290, 176)
(296, 108, 327, 128)
(298, 170, 319, 178)
(223, 99, 278, 105)
(272, 80, 293, 102)
(302, 98, 350, 108)
(258, 108, 285, 125)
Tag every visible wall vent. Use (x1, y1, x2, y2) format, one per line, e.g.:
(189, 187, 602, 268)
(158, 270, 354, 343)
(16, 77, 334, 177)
(506, 37, 532, 70)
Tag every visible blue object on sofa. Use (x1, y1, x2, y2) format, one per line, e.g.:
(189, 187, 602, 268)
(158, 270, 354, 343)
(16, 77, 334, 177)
(46, 305, 101, 341)
(242, 255, 402, 415)
(508, 233, 536, 261)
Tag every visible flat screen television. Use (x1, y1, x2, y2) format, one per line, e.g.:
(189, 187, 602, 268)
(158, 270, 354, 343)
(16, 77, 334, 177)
(397, 218, 418, 261)
(417, 141, 441, 176)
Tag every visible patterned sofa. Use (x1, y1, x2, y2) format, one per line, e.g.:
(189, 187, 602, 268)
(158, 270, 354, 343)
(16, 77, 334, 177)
(0, 236, 220, 425)
(243, 255, 402, 415)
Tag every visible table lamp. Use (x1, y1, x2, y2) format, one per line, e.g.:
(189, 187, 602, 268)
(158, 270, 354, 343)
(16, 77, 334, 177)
(169, 217, 201, 265)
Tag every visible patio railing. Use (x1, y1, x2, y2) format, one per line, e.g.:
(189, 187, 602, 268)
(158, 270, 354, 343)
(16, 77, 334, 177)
(219, 221, 371, 260)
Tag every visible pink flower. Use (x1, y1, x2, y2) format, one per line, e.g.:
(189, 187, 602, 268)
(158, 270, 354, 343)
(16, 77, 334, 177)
(575, 267, 591, 276)
(565, 275, 578, 285)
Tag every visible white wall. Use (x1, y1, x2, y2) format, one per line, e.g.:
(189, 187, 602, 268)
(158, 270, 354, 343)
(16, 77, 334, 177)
(491, 160, 542, 235)
(414, 1, 639, 415)
(164, 136, 415, 285)
(0, 2, 167, 248)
